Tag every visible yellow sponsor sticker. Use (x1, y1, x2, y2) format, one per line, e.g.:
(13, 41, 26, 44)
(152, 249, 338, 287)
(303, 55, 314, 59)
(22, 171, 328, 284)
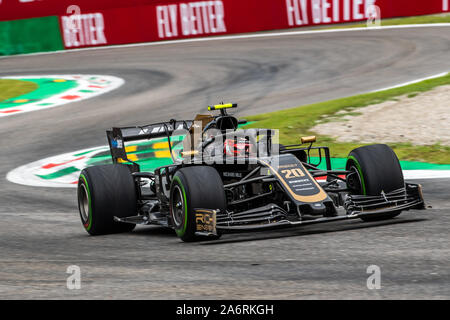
(117, 154, 138, 163)
(153, 142, 173, 149)
(125, 145, 137, 153)
(155, 150, 172, 158)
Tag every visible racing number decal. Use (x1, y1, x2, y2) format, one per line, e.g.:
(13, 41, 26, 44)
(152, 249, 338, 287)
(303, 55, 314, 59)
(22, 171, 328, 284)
(281, 168, 305, 179)
(260, 155, 328, 203)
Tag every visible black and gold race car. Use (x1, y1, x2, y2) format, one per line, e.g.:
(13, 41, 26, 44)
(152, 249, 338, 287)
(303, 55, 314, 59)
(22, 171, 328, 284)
(77, 103, 425, 242)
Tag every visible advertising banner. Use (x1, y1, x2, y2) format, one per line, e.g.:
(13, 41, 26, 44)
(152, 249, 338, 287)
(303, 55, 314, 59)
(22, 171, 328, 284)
(0, 0, 448, 52)
(57, 0, 450, 49)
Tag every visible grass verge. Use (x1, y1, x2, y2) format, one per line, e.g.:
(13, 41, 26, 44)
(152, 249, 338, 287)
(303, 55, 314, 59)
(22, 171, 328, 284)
(0, 79, 38, 102)
(326, 13, 450, 29)
(245, 73, 450, 164)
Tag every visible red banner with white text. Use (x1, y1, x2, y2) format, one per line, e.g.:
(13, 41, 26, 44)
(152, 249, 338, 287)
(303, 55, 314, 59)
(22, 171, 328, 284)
(0, 0, 448, 50)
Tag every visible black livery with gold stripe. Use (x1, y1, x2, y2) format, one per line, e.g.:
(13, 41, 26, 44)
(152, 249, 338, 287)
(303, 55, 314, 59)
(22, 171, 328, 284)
(78, 102, 425, 242)
(259, 154, 336, 215)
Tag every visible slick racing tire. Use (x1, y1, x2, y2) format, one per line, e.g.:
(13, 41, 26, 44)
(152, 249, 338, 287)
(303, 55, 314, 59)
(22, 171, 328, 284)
(170, 166, 226, 242)
(78, 164, 137, 235)
(346, 144, 404, 222)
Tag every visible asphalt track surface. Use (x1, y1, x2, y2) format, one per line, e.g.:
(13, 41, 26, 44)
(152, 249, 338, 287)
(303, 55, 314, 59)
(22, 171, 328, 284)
(1, 26, 450, 299)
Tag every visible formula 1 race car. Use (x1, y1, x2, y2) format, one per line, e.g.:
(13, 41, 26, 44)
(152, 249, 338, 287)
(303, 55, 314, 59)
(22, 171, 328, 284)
(77, 103, 425, 241)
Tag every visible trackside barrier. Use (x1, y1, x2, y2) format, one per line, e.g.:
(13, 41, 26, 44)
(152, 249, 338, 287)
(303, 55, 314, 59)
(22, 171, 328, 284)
(0, 0, 448, 54)
(0, 16, 64, 55)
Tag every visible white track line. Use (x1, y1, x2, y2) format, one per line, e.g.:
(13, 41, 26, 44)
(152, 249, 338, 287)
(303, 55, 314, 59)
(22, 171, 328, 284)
(403, 170, 450, 180)
(371, 72, 449, 92)
(1, 23, 450, 59)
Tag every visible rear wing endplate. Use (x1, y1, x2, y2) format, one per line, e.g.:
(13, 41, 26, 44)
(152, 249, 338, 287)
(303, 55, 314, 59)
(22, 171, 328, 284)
(106, 120, 193, 169)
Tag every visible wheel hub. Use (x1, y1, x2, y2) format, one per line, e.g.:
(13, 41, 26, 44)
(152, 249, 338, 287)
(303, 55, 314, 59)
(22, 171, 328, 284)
(78, 183, 89, 222)
(171, 185, 185, 226)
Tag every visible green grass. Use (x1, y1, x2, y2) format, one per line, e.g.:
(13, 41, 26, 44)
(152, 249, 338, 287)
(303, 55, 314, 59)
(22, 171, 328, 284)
(327, 13, 450, 29)
(0, 79, 38, 102)
(245, 73, 450, 164)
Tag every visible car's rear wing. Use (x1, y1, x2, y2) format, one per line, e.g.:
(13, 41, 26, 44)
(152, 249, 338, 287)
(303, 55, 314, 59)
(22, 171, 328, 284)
(106, 120, 193, 168)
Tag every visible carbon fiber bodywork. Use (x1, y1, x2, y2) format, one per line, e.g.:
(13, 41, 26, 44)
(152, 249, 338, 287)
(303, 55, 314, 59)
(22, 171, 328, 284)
(107, 118, 425, 236)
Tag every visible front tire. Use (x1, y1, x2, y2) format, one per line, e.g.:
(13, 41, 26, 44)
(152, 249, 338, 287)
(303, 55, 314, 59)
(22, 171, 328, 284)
(170, 166, 226, 242)
(346, 144, 404, 222)
(78, 164, 137, 235)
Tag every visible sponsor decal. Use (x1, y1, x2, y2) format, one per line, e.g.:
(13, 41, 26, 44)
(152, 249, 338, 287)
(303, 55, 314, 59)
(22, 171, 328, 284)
(61, 12, 107, 48)
(156, 1, 227, 39)
(111, 138, 123, 149)
(261, 155, 328, 203)
(195, 209, 217, 234)
(0, 75, 124, 117)
(286, 0, 377, 27)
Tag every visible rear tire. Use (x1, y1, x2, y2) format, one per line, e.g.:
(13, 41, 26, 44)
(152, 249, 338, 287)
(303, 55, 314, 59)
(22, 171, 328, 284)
(78, 164, 137, 235)
(346, 144, 404, 222)
(170, 166, 226, 242)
